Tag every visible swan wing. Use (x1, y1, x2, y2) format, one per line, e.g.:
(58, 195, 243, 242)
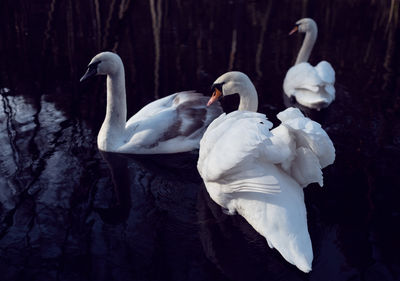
(315, 61, 336, 102)
(198, 109, 316, 273)
(198, 111, 281, 194)
(122, 91, 222, 153)
(233, 184, 313, 273)
(121, 107, 181, 151)
(284, 62, 335, 91)
(174, 91, 223, 138)
(126, 93, 178, 123)
(283, 62, 322, 96)
(283, 62, 335, 108)
(315, 61, 335, 84)
(270, 107, 335, 187)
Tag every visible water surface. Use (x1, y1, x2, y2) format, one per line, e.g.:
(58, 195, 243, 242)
(0, 1, 399, 280)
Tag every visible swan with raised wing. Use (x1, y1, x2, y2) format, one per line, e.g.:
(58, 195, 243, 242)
(198, 71, 335, 272)
(80, 52, 222, 154)
(283, 18, 335, 110)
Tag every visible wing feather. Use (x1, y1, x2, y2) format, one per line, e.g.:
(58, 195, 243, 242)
(283, 61, 336, 109)
(315, 61, 335, 84)
(120, 91, 222, 153)
(198, 111, 280, 194)
(270, 107, 335, 186)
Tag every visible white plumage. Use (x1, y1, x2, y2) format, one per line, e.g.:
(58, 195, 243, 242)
(198, 71, 335, 272)
(283, 18, 336, 110)
(80, 52, 222, 154)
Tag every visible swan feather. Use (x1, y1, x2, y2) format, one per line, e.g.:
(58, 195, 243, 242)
(198, 101, 335, 272)
(81, 52, 223, 154)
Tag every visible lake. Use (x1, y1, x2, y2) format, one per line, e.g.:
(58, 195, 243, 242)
(0, 0, 399, 280)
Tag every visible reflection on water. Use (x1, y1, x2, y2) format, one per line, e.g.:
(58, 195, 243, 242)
(0, 94, 92, 221)
(0, 0, 400, 280)
(198, 185, 360, 281)
(0, 94, 223, 280)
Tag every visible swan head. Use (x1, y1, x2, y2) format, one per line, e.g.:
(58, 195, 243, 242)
(80, 52, 123, 82)
(208, 71, 258, 111)
(289, 18, 317, 35)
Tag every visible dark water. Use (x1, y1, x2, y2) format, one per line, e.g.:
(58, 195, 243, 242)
(1, 0, 400, 280)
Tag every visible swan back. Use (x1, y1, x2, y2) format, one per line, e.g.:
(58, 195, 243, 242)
(283, 62, 336, 109)
(198, 111, 274, 184)
(197, 104, 335, 272)
(119, 91, 223, 154)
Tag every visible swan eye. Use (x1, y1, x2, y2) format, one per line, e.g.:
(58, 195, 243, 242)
(88, 60, 102, 69)
(80, 61, 102, 82)
(211, 82, 224, 93)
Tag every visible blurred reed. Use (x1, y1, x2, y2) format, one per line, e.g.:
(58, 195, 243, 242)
(0, 0, 398, 119)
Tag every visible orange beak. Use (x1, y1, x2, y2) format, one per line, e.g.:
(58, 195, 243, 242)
(207, 88, 222, 106)
(289, 26, 298, 35)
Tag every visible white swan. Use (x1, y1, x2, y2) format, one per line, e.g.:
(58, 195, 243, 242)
(198, 71, 335, 272)
(283, 18, 335, 110)
(80, 52, 222, 154)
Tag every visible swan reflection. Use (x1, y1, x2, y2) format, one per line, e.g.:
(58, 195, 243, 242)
(197, 185, 361, 281)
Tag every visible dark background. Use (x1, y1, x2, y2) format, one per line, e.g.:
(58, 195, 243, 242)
(0, 0, 399, 280)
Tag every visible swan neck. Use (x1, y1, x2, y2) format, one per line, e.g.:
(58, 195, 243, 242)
(103, 66, 126, 130)
(295, 28, 317, 64)
(238, 83, 258, 112)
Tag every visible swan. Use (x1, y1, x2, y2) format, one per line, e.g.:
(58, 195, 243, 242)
(283, 18, 335, 110)
(80, 52, 223, 154)
(198, 71, 335, 272)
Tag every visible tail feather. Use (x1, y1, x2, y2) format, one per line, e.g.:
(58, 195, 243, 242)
(232, 182, 313, 273)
